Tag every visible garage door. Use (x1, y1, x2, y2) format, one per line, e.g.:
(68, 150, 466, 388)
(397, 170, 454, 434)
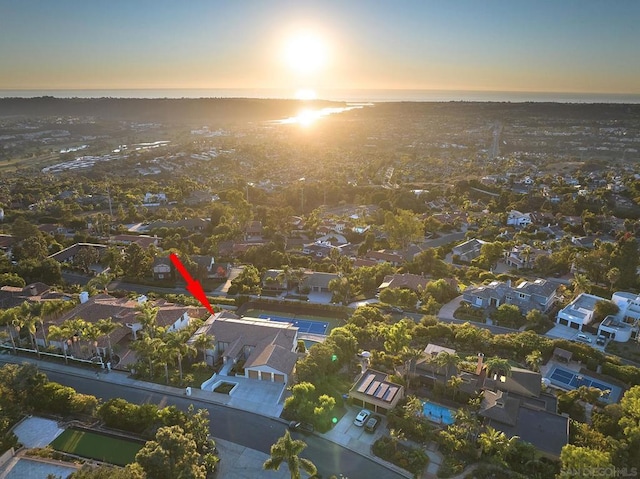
(261, 372, 273, 381)
(248, 370, 259, 379)
(558, 318, 569, 326)
(274, 374, 285, 383)
(570, 322, 580, 330)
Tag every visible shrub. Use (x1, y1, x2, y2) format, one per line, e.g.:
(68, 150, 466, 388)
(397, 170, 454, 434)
(372, 436, 429, 477)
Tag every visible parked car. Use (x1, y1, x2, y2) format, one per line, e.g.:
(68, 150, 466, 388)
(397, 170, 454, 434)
(353, 409, 371, 427)
(288, 421, 315, 434)
(576, 333, 592, 343)
(364, 415, 381, 433)
(596, 335, 606, 346)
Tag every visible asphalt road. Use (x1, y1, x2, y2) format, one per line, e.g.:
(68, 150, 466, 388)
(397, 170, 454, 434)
(41, 370, 407, 479)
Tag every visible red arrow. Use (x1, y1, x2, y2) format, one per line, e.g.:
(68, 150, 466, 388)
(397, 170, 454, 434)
(169, 253, 214, 314)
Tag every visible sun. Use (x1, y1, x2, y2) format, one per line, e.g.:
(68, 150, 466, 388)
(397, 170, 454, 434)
(283, 31, 328, 75)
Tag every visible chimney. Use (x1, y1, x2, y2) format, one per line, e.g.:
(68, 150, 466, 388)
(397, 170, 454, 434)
(506, 279, 512, 288)
(476, 353, 485, 376)
(79, 291, 90, 304)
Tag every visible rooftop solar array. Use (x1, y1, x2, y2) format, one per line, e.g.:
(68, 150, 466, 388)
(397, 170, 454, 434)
(355, 373, 399, 403)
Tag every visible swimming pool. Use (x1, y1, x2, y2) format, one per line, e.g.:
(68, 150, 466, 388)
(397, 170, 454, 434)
(422, 400, 456, 425)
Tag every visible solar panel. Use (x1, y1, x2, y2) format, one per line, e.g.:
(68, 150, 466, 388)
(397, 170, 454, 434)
(384, 387, 398, 402)
(357, 374, 375, 393)
(375, 383, 389, 399)
(366, 381, 381, 396)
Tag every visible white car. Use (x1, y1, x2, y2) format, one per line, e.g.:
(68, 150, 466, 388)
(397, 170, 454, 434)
(353, 409, 371, 427)
(576, 333, 592, 343)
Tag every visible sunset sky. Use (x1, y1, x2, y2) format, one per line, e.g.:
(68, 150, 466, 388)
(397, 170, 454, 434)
(1, 0, 638, 95)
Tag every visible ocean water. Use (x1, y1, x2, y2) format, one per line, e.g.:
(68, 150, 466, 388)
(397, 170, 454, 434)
(1, 88, 638, 104)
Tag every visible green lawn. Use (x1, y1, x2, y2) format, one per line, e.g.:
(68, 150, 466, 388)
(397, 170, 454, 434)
(50, 428, 144, 466)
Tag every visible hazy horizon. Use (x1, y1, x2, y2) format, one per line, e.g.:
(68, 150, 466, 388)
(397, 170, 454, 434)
(2, 88, 640, 104)
(1, 1, 638, 97)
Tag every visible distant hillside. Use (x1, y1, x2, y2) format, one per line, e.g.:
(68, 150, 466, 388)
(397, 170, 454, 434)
(0, 97, 345, 123)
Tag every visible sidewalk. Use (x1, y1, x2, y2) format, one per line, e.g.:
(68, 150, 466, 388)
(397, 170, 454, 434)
(0, 355, 417, 478)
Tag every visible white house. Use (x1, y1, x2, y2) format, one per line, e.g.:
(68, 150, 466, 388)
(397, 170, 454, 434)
(556, 293, 606, 331)
(506, 210, 532, 228)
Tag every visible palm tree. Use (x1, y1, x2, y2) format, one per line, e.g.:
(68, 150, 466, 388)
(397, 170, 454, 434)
(606, 267, 620, 292)
(19, 303, 40, 357)
(432, 351, 461, 385)
(0, 309, 19, 354)
(403, 395, 424, 418)
(525, 350, 543, 372)
(263, 430, 317, 479)
(136, 301, 160, 339)
(132, 336, 163, 379)
(192, 331, 214, 363)
(96, 318, 119, 360)
(165, 330, 197, 383)
(484, 357, 512, 382)
(447, 375, 464, 401)
(155, 339, 175, 384)
(87, 273, 114, 294)
(571, 273, 592, 296)
(478, 426, 519, 462)
(48, 325, 70, 363)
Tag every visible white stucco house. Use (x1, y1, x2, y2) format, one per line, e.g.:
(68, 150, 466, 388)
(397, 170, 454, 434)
(556, 293, 605, 331)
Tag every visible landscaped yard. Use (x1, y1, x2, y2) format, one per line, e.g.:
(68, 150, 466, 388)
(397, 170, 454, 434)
(50, 428, 144, 466)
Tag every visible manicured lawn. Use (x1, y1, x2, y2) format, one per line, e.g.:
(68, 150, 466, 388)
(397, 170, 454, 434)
(50, 428, 144, 466)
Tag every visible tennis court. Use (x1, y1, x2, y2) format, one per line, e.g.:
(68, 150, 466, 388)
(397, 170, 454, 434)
(259, 314, 329, 335)
(548, 366, 621, 402)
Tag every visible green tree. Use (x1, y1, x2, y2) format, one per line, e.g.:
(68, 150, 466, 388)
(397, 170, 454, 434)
(525, 350, 542, 372)
(593, 300, 619, 323)
(484, 357, 512, 381)
(122, 243, 153, 280)
(384, 320, 412, 356)
(560, 444, 614, 478)
(384, 209, 423, 248)
(136, 425, 206, 479)
(263, 430, 317, 479)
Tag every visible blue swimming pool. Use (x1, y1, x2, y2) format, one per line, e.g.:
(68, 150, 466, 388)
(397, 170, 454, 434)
(422, 400, 456, 425)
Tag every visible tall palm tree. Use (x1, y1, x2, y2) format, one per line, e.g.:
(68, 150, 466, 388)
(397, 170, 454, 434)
(19, 303, 40, 357)
(155, 339, 175, 384)
(447, 375, 464, 401)
(96, 318, 119, 360)
(193, 331, 214, 363)
(432, 351, 461, 385)
(525, 350, 543, 372)
(0, 308, 19, 354)
(165, 330, 197, 383)
(263, 430, 317, 479)
(132, 336, 163, 379)
(47, 325, 70, 363)
(136, 301, 160, 339)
